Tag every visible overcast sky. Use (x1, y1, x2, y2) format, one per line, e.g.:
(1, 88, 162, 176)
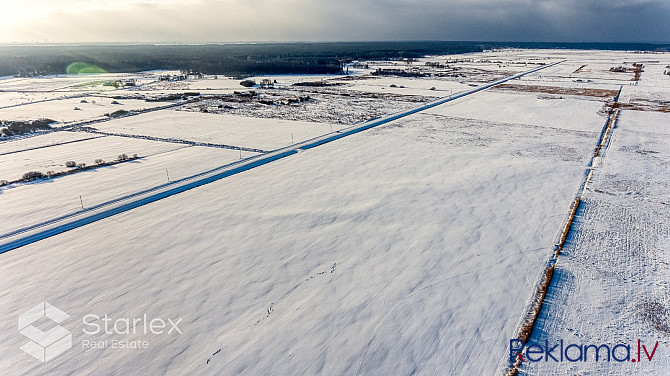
(1, 0, 669, 44)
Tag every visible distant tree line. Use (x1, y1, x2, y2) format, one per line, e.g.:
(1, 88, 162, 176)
(3, 42, 668, 78)
(0, 42, 485, 77)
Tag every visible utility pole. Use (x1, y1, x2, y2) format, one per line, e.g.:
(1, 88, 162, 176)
(291, 133, 294, 143)
(166, 169, 170, 182)
(239, 149, 242, 159)
(79, 195, 84, 210)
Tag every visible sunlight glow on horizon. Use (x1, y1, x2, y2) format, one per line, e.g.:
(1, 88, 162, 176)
(1, 0, 173, 43)
(0, 2, 39, 27)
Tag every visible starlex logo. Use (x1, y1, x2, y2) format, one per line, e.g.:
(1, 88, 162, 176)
(18, 302, 72, 363)
(510, 339, 659, 363)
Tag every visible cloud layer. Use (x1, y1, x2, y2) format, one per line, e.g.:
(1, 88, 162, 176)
(2, 0, 669, 43)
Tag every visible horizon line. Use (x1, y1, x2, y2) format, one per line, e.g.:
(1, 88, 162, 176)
(1, 40, 670, 47)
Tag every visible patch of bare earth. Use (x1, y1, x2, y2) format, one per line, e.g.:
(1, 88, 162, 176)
(573, 64, 587, 73)
(638, 300, 670, 335)
(612, 100, 670, 113)
(494, 84, 618, 98)
(610, 63, 644, 81)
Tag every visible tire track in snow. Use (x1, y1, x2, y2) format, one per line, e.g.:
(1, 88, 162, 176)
(0, 60, 564, 255)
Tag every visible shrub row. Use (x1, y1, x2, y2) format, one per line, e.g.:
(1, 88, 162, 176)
(1, 154, 139, 186)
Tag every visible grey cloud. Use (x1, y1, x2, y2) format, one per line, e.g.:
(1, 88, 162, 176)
(7, 0, 670, 43)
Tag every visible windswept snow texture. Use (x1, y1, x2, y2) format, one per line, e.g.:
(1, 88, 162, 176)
(520, 69, 670, 375)
(92, 110, 343, 151)
(0, 145, 257, 236)
(0, 49, 668, 376)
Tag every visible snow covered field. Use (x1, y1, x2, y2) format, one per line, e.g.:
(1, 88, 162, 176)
(329, 76, 470, 96)
(0, 96, 170, 124)
(0, 131, 98, 155)
(424, 90, 608, 133)
(93, 110, 343, 151)
(0, 134, 181, 181)
(0, 49, 669, 376)
(519, 99, 670, 375)
(0, 106, 597, 375)
(0, 92, 73, 108)
(0, 145, 256, 236)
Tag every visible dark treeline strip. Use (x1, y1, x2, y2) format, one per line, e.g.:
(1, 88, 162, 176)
(1, 41, 668, 78)
(0, 42, 481, 77)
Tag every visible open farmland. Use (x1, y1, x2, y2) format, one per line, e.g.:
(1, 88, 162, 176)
(519, 107, 670, 375)
(0, 48, 669, 376)
(1, 96, 171, 124)
(0, 134, 180, 181)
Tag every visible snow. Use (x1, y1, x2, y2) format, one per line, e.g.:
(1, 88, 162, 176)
(93, 110, 343, 151)
(0, 97, 168, 124)
(332, 76, 470, 97)
(0, 135, 181, 181)
(0, 77, 597, 376)
(424, 90, 608, 133)
(0, 131, 96, 155)
(0, 75, 111, 92)
(0, 145, 256, 236)
(0, 48, 669, 376)
(0, 92, 72, 108)
(519, 103, 670, 376)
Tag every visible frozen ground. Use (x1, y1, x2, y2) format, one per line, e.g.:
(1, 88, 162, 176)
(0, 49, 668, 376)
(0, 105, 597, 376)
(92, 110, 344, 151)
(178, 89, 431, 125)
(0, 134, 181, 181)
(0, 96, 170, 124)
(519, 100, 670, 374)
(0, 145, 256, 236)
